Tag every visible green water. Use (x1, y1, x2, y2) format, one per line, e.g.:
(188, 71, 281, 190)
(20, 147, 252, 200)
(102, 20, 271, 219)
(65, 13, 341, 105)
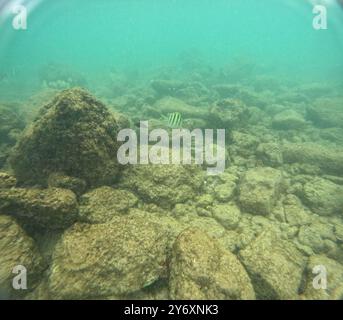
(1, 0, 343, 98)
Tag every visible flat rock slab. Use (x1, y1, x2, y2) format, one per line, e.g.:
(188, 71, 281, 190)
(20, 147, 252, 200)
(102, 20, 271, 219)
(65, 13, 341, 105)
(48, 215, 170, 299)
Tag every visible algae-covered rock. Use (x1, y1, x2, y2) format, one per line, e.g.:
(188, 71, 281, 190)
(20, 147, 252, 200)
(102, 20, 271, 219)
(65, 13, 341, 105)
(282, 143, 343, 176)
(178, 215, 226, 239)
(239, 167, 284, 215)
(48, 215, 170, 299)
(256, 142, 283, 167)
(283, 195, 312, 226)
(169, 228, 255, 300)
(297, 222, 336, 254)
(10, 88, 121, 187)
(0, 172, 16, 188)
(296, 177, 343, 216)
(301, 255, 343, 300)
(307, 97, 343, 128)
(272, 110, 306, 130)
(209, 99, 250, 129)
(239, 229, 306, 299)
(48, 173, 86, 197)
(119, 164, 204, 209)
(0, 215, 45, 298)
(212, 203, 241, 230)
(79, 186, 138, 223)
(0, 188, 78, 229)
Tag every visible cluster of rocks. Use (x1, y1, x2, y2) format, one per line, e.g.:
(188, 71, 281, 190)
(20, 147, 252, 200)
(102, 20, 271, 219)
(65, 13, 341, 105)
(1, 77, 343, 300)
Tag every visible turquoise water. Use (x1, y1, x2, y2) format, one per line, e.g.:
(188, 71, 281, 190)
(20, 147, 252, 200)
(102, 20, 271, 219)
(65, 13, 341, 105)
(2, 0, 343, 301)
(1, 0, 343, 98)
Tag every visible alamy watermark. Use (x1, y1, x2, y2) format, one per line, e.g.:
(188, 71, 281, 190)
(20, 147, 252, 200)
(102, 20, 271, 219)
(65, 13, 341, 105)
(117, 121, 226, 175)
(5, 2, 331, 31)
(313, 5, 328, 30)
(12, 265, 27, 290)
(312, 265, 327, 290)
(12, 4, 27, 30)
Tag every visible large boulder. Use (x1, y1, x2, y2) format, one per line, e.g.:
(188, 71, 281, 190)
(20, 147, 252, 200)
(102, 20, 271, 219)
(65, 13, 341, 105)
(239, 167, 284, 215)
(169, 228, 255, 300)
(0, 188, 78, 230)
(239, 230, 306, 299)
(10, 88, 121, 187)
(0, 215, 46, 299)
(48, 215, 170, 299)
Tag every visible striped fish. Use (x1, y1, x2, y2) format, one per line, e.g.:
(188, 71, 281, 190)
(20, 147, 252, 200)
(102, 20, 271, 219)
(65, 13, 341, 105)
(167, 112, 183, 128)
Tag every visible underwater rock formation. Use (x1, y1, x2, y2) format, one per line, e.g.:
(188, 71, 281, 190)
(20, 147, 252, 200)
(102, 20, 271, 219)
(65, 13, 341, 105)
(272, 109, 307, 130)
(0, 188, 78, 230)
(282, 194, 313, 227)
(209, 99, 250, 129)
(47, 173, 87, 197)
(239, 167, 284, 215)
(282, 143, 343, 176)
(0, 215, 46, 298)
(256, 142, 283, 167)
(212, 203, 241, 230)
(239, 229, 306, 299)
(48, 215, 170, 299)
(296, 177, 343, 216)
(307, 97, 343, 128)
(119, 163, 204, 209)
(79, 186, 138, 223)
(169, 228, 255, 300)
(10, 88, 122, 187)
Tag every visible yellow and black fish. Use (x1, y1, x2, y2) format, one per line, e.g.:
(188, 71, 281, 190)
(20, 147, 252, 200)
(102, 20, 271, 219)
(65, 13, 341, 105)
(165, 112, 183, 128)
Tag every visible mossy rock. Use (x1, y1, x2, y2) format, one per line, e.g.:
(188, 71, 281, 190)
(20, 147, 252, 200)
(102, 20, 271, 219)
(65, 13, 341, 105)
(48, 215, 170, 299)
(10, 88, 121, 187)
(169, 228, 255, 300)
(0, 188, 78, 230)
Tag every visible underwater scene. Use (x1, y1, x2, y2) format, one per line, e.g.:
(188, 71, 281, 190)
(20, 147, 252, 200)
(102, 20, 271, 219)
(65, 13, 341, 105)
(0, 0, 343, 300)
